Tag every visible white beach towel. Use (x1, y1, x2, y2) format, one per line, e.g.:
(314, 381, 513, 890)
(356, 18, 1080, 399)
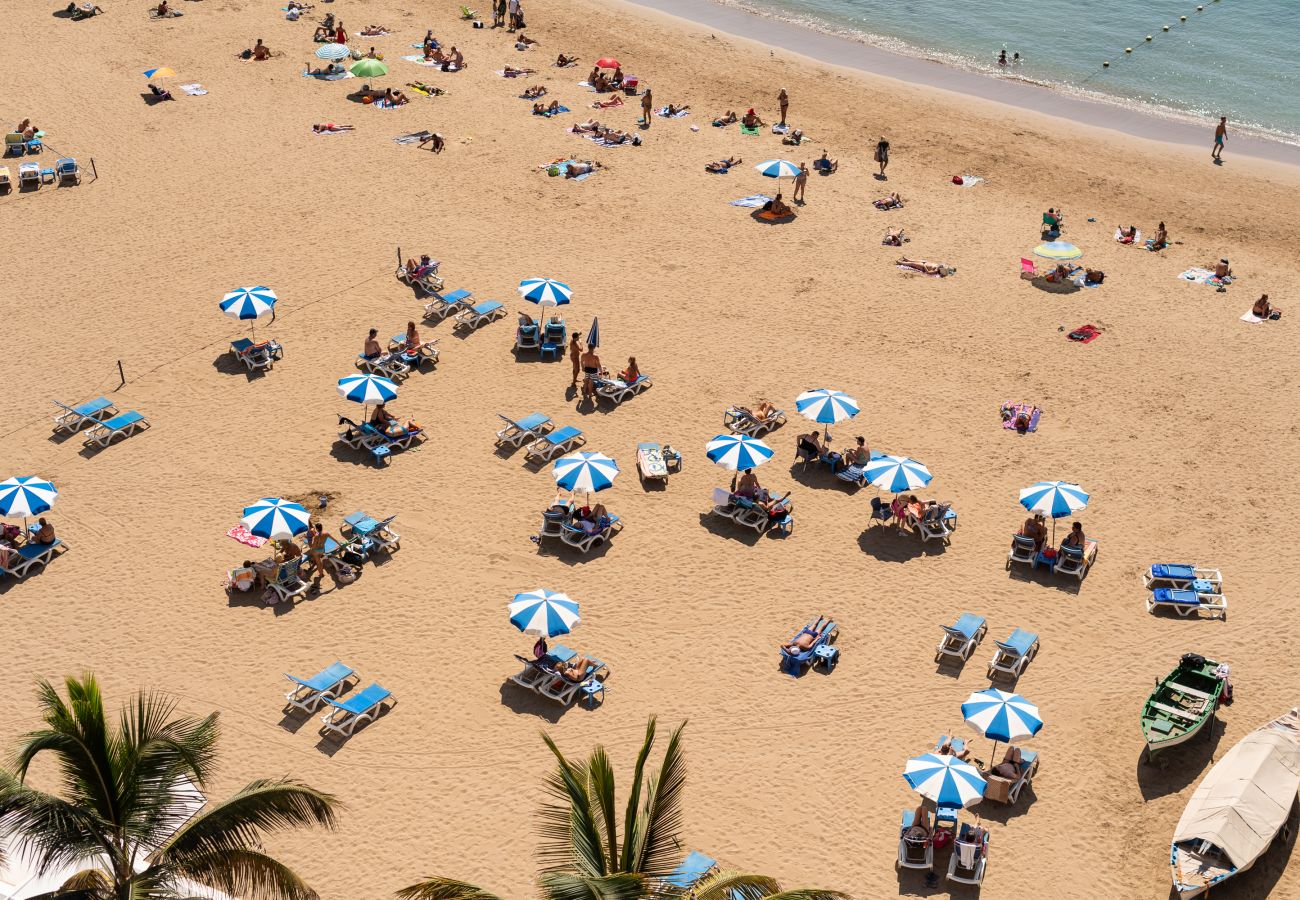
(393, 131, 435, 144)
(577, 81, 597, 91)
(1240, 311, 1264, 323)
(730, 195, 772, 208)
(1113, 228, 1142, 244)
(303, 69, 354, 80)
(402, 55, 443, 66)
(179, 83, 207, 95)
(952, 174, 984, 188)
(1180, 267, 1233, 286)
(656, 107, 689, 118)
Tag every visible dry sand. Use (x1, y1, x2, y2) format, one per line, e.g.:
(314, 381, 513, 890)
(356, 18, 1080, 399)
(2, 0, 1300, 897)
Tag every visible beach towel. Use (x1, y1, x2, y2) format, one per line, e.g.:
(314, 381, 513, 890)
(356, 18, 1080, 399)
(1070, 270, 1102, 288)
(730, 194, 772, 208)
(369, 98, 400, 109)
(393, 131, 434, 144)
(656, 107, 689, 118)
(740, 123, 760, 136)
(1240, 311, 1264, 324)
(402, 55, 443, 67)
(950, 174, 984, 187)
(1180, 267, 1233, 287)
(227, 524, 268, 548)
(772, 123, 789, 134)
(896, 264, 946, 278)
(1000, 403, 1041, 433)
(1067, 324, 1101, 343)
(538, 105, 570, 117)
(303, 70, 354, 80)
(179, 83, 207, 95)
(577, 80, 597, 91)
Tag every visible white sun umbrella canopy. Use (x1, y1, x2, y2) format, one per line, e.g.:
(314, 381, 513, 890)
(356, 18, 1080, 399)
(553, 452, 620, 495)
(0, 476, 58, 519)
(509, 588, 580, 637)
(337, 374, 398, 405)
(1019, 480, 1089, 518)
(519, 278, 572, 306)
(315, 42, 351, 60)
(241, 497, 310, 540)
(755, 159, 800, 179)
(903, 753, 987, 810)
(706, 434, 774, 471)
(220, 286, 278, 338)
(795, 388, 859, 437)
(962, 688, 1043, 759)
(863, 454, 933, 493)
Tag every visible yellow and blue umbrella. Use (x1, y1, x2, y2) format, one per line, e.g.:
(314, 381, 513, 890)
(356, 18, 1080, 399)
(1033, 241, 1083, 260)
(143, 67, 176, 79)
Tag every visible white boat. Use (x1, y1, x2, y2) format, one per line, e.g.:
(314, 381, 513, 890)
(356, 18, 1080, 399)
(1170, 706, 1300, 897)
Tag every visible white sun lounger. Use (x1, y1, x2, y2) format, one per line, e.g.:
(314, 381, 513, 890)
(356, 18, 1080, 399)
(422, 288, 473, 320)
(591, 373, 652, 404)
(52, 397, 118, 433)
(319, 682, 394, 737)
(83, 410, 149, 448)
(1147, 588, 1228, 620)
(1, 539, 66, 580)
(497, 412, 552, 447)
(453, 300, 506, 331)
(284, 662, 356, 713)
(525, 425, 584, 462)
(723, 405, 785, 437)
(898, 808, 934, 870)
(1143, 564, 1223, 591)
(357, 352, 409, 379)
(560, 517, 621, 553)
(264, 559, 309, 605)
(947, 824, 989, 884)
(935, 613, 986, 663)
(987, 628, 1039, 680)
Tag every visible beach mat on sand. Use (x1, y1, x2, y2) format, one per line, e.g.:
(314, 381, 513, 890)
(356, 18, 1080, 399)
(1067, 324, 1101, 343)
(730, 195, 772, 208)
(1180, 267, 1232, 287)
(740, 123, 760, 135)
(227, 524, 268, 548)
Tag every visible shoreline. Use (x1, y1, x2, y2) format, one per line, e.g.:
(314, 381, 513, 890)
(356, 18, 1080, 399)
(622, 0, 1300, 168)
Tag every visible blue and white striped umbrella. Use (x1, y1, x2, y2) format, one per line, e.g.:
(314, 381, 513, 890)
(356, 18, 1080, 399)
(553, 452, 620, 494)
(863, 454, 933, 493)
(754, 159, 800, 179)
(795, 389, 859, 425)
(1019, 481, 1089, 518)
(509, 588, 580, 637)
(519, 278, 572, 307)
(706, 434, 774, 471)
(962, 689, 1043, 744)
(585, 317, 600, 349)
(241, 497, 310, 540)
(337, 374, 398, 405)
(903, 753, 987, 809)
(315, 42, 351, 60)
(220, 286, 278, 321)
(0, 476, 58, 518)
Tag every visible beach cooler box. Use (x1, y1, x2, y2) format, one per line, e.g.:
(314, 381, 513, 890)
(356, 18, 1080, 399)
(623, 76, 638, 95)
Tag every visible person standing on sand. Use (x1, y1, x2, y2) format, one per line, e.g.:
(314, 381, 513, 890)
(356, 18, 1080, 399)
(777, 88, 788, 126)
(568, 333, 583, 388)
(792, 162, 808, 203)
(1212, 116, 1227, 161)
(875, 136, 890, 177)
(640, 87, 653, 128)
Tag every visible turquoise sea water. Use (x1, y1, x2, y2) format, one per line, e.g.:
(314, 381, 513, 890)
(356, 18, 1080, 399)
(725, 0, 1300, 143)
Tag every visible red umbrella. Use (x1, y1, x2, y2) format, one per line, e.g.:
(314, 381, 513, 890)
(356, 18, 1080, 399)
(596, 57, 620, 69)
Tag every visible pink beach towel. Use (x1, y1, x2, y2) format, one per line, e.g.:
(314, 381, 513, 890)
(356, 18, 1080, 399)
(227, 524, 267, 548)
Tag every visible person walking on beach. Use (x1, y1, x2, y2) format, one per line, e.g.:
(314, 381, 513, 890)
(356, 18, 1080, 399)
(875, 136, 890, 177)
(1212, 116, 1227, 162)
(792, 162, 808, 203)
(568, 333, 583, 388)
(777, 88, 788, 126)
(640, 87, 653, 128)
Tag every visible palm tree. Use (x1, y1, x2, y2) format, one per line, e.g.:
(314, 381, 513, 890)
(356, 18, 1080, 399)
(0, 673, 340, 900)
(398, 718, 845, 900)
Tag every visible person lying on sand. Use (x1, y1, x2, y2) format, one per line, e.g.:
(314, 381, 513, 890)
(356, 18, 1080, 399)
(360, 25, 388, 35)
(781, 616, 828, 653)
(555, 53, 578, 67)
(565, 160, 602, 179)
(897, 257, 955, 276)
(705, 156, 741, 173)
(312, 25, 332, 41)
(572, 119, 603, 133)
(532, 100, 560, 115)
(663, 103, 689, 116)
(873, 192, 904, 210)
(596, 127, 635, 144)
(1043, 263, 1077, 283)
(305, 62, 343, 76)
(502, 65, 535, 77)
(516, 33, 539, 46)
(591, 94, 623, 109)
(287, 1, 313, 10)
(813, 150, 837, 173)
(882, 227, 907, 246)
(409, 81, 445, 96)
(312, 123, 354, 132)
(418, 132, 445, 152)
(712, 111, 738, 126)
(1116, 224, 1137, 243)
(1253, 294, 1281, 319)
(522, 84, 547, 98)
(68, 2, 105, 19)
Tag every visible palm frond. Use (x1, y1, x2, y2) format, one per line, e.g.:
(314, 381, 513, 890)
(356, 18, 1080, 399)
(585, 747, 619, 873)
(538, 734, 604, 877)
(0, 777, 117, 875)
(537, 871, 645, 900)
(759, 890, 850, 900)
(691, 871, 781, 900)
(394, 876, 505, 900)
(617, 718, 655, 873)
(164, 846, 320, 900)
(53, 866, 115, 899)
(156, 779, 338, 865)
(628, 721, 687, 878)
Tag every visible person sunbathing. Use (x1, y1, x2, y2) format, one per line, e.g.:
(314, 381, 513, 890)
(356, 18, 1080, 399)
(1213, 258, 1232, 279)
(617, 356, 640, 383)
(147, 83, 174, 101)
(990, 747, 1023, 779)
(360, 24, 388, 35)
(251, 39, 270, 60)
(502, 65, 535, 77)
(663, 103, 689, 116)
(152, 0, 170, 15)
(1117, 224, 1137, 243)
(1253, 294, 1281, 319)
(306, 62, 343, 76)
(1043, 263, 1074, 283)
(781, 616, 828, 653)
(897, 256, 954, 276)
(287, 0, 313, 9)
(904, 804, 932, 843)
(760, 491, 792, 516)
(572, 119, 602, 133)
(781, 128, 804, 145)
(69, 2, 105, 18)
(312, 25, 332, 41)
(556, 53, 578, 67)
(410, 81, 445, 96)
(404, 254, 436, 278)
(874, 192, 904, 210)
(402, 321, 433, 357)
(882, 227, 907, 246)
(33, 518, 56, 545)
(312, 123, 354, 132)
(762, 193, 792, 216)
(361, 328, 384, 361)
(1150, 221, 1168, 251)
(522, 84, 547, 98)
(418, 132, 444, 152)
(705, 156, 741, 173)
(813, 150, 838, 173)
(592, 94, 623, 109)
(842, 436, 869, 469)
(937, 738, 972, 762)
(16, 119, 38, 139)
(712, 111, 738, 126)
(532, 100, 560, 115)
(554, 657, 598, 683)
(1060, 521, 1086, 552)
(741, 108, 764, 128)
(575, 503, 612, 534)
(516, 33, 539, 46)
(1017, 513, 1046, 551)
(564, 160, 602, 178)
(598, 128, 636, 145)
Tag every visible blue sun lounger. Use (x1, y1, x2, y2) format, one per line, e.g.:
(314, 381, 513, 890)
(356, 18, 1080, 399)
(663, 851, 718, 889)
(936, 613, 987, 663)
(779, 617, 836, 675)
(453, 300, 506, 331)
(320, 682, 394, 737)
(987, 628, 1039, 680)
(423, 288, 473, 320)
(525, 424, 584, 462)
(1, 540, 65, 579)
(83, 410, 149, 448)
(284, 662, 356, 713)
(1147, 587, 1227, 620)
(1143, 564, 1222, 591)
(52, 397, 118, 433)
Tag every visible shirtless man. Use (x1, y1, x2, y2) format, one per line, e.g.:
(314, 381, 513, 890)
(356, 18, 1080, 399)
(781, 616, 828, 653)
(362, 328, 383, 361)
(1212, 116, 1227, 161)
(564, 160, 601, 179)
(735, 468, 761, 498)
(640, 87, 653, 128)
(579, 345, 601, 397)
(252, 40, 272, 61)
(792, 163, 809, 203)
(450, 46, 464, 69)
(1018, 513, 1047, 552)
(705, 156, 741, 173)
(1213, 258, 1232, 279)
(897, 257, 951, 276)
(1150, 221, 1168, 251)
(568, 334, 583, 387)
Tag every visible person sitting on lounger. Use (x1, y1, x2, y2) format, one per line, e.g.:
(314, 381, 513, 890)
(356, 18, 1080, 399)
(33, 518, 56, 545)
(813, 150, 838, 173)
(403, 321, 431, 355)
(517, 310, 537, 327)
(1117, 224, 1137, 243)
(781, 616, 828, 653)
(1060, 520, 1085, 552)
(874, 192, 904, 210)
(990, 747, 1023, 779)
(963, 818, 988, 853)
(1018, 513, 1047, 552)
(565, 160, 602, 179)
(760, 491, 792, 517)
(312, 122, 354, 132)
(882, 227, 907, 246)
(843, 436, 870, 469)
(1150, 221, 1168, 251)
(713, 111, 738, 126)
(741, 108, 764, 129)
(362, 328, 383, 361)
(556, 53, 578, 67)
(796, 430, 824, 464)
(762, 194, 793, 216)
(575, 503, 611, 534)
(705, 156, 741, 173)
(618, 356, 640, 383)
(404, 255, 435, 279)
(937, 738, 972, 761)
(1253, 293, 1281, 319)
(147, 83, 173, 101)
(897, 257, 953, 276)
(752, 400, 778, 422)
(735, 468, 761, 499)
(905, 804, 932, 843)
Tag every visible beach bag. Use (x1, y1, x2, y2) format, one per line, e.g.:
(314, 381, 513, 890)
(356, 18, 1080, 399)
(951, 175, 964, 185)
(1181, 652, 1206, 670)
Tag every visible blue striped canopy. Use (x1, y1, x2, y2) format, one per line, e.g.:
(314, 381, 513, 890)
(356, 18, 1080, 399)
(337, 374, 398, 405)
(962, 689, 1043, 743)
(241, 497, 310, 540)
(315, 43, 351, 60)
(585, 317, 600, 349)
(220, 286, 278, 321)
(863, 454, 933, 493)
(754, 159, 800, 179)
(1019, 481, 1089, 518)
(519, 278, 572, 306)
(553, 452, 620, 493)
(0, 476, 58, 518)
(706, 434, 774, 471)
(903, 753, 987, 809)
(508, 589, 579, 637)
(795, 389, 859, 425)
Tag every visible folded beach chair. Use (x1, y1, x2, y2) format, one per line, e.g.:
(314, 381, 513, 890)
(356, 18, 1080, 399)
(560, 516, 621, 553)
(1144, 563, 1222, 591)
(52, 396, 118, 433)
(1146, 588, 1228, 620)
(0, 540, 65, 580)
(947, 822, 989, 884)
(663, 851, 719, 890)
(936, 613, 987, 663)
(264, 558, 309, 605)
(55, 157, 80, 185)
(459, 4, 477, 18)
(525, 425, 583, 462)
(539, 320, 568, 361)
(636, 441, 679, 483)
(4, 133, 25, 156)
(515, 323, 540, 352)
(983, 747, 1038, 804)
(898, 809, 934, 869)
(356, 351, 409, 379)
(1006, 534, 1037, 569)
(497, 412, 552, 448)
(284, 662, 356, 713)
(592, 373, 652, 404)
(723, 405, 785, 436)
(231, 338, 276, 371)
(320, 682, 394, 737)
(453, 300, 506, 332)
(779, 617, 836, 675)
(19, 162, 40, 189)
(987, 628, 1039, 681)
(422, 288, 473, 321)
(83, 410, 149, 448)
(1052, 539, 1097, 580)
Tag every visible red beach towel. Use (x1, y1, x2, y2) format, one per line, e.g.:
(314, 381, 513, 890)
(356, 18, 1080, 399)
(1067, 324, 1100, 344)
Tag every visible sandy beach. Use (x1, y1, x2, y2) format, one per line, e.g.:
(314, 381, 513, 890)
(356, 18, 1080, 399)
(2, 0, 1300, 896)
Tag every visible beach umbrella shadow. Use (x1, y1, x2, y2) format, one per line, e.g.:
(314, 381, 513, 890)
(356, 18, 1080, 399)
(751, 209, 796, 225)
(856, 526, 924, 563)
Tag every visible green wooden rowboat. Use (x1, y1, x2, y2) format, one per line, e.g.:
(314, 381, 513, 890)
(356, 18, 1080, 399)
(1142, 655, 1225, 757)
